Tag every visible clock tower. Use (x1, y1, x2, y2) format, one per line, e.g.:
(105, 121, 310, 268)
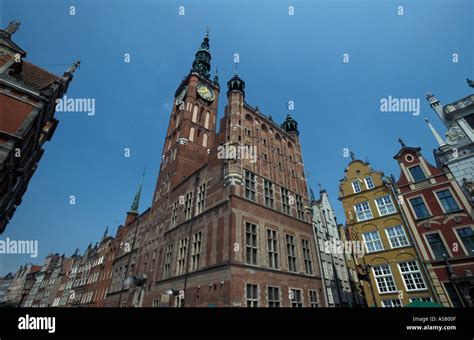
(153, 32, 220, 206)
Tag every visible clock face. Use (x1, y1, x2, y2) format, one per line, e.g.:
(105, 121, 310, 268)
(196, 83, 215, 102)
(175, 86, 188, 106)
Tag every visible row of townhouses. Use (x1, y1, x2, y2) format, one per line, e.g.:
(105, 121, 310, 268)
(0, 24, 473, 307)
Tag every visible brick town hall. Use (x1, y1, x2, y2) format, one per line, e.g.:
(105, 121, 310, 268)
(104, 32, 325, 307)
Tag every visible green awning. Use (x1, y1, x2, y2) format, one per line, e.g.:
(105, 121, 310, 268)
(405, 300, 445, 308)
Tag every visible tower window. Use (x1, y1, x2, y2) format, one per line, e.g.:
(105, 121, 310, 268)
(192, 105, 198, 123)
(245, 222, 258, 265)
(244, 171, 256, 201)
(286, 234, 297, 272)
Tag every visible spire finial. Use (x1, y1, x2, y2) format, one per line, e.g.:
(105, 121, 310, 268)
(102, 226, 109, 240)
(128, 168, 146, 215)
(206, 26, 210, 37)
(398, 138, 406, 148)
(350, 151, 355, 160)
(424, 118, 446, 146)
(64, 61, 80, 75)
(4, 20, 20, 35)
(213, 67, 219, 86)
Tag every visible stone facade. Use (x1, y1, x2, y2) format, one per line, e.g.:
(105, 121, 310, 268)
(311, 189, 354, 306)
(426, 89, 474, 207)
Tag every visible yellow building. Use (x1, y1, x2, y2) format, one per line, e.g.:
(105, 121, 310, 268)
(338, 156, 435, 307)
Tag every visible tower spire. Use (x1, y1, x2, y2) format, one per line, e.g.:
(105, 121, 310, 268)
(128, 168, 146, 215)
(424, 118, 446, 146)
(3, 20, 20, 35)
(191, 30, 211, 78)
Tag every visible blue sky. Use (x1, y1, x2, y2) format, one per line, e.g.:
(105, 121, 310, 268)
(0, 0, 472, 275)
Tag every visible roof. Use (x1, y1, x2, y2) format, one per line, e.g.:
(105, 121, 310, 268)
(10, 61, 61, 91)
(29, 265, 42, 274)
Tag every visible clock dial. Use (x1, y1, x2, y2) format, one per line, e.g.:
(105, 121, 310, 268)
(196, 83, 215, 101)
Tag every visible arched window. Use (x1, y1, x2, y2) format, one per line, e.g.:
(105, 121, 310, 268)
(199, 107, 204, 123)
(192, 105, 198, 123)
(202, 133, 208, 147)
(189, 127, 195, 142)
(204, 111, 210, 129)
(175, 113, 180, 127)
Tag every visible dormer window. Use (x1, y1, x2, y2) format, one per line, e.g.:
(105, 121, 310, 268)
(408, 165, 426, 182)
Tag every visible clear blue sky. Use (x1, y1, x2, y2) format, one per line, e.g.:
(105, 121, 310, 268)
(0, 0, 472, 275)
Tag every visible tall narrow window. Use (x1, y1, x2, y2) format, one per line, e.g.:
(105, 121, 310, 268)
(267, 229, 279, 269)
(296, 195, 304, 220)
(171, 201, 179, 227)
(301, 239, 313, 275)
(264, 180, 274, 208)
(176, 238, 188, 275)
(286, 235, 297, 272)
(309, 290, 319, 307)
(163, 244, 173, 279)
(190, 231, 202, 271)
(281, 188, 291, 214)
(267, 286, 281, 307)
(202, 133, 208, 147)
(245, 222, 258, 265)
(195, 183, 207, 215)
(204, 111, 210, 129)
(352, 180, 362, 193)
(192, 105, 198, 123)
(189, 127, 195, 142)
(365, 176, 374, 189)
(184, 192, 193, 220)
(245, 171, 256, 201)
(246, 284, 258, 307)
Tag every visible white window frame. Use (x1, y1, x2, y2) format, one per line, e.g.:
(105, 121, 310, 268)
(352, 180, 362, 193)
(362, 231, 384, 253)
(398, 261, 427, 292)
(365, 176, 375, 189)
(375, 194, 396, 217)
(354, 201, 373, 222)
(385, 225, 410, 249)
(372, 264, 397, 294)
(382, 299, 402, 308)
